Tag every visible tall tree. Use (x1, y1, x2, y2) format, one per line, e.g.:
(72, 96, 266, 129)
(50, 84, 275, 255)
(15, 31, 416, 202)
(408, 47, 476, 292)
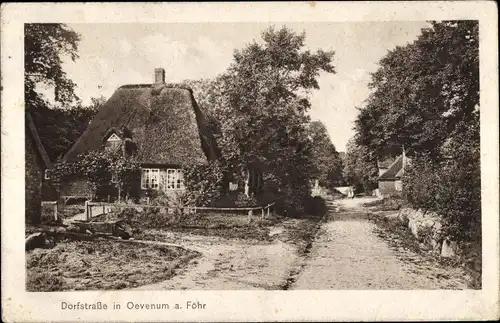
(25, 23, 81, 109)
(308, 120, 343, 188)
(355, 21, 479, 159)
(24, 24, 103, 161)
(203, 26, 336, 211)
(343, 138, 378, 193)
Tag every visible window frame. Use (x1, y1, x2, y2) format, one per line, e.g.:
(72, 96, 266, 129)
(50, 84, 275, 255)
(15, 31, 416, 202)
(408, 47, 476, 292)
(141, 168, 184, 191)
(165, 168, 184, 191)
(141, 168, 160, 190)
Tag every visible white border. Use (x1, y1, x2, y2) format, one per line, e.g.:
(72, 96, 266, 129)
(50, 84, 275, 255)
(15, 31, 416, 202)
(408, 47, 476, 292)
(1, 2, 498, 322)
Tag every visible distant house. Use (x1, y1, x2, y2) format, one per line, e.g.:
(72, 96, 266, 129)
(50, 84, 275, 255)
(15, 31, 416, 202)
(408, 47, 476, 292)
(332, 186, 351, 198)
(25, 112, 52, 223)
(377, 153, 410, 197)
(377, 157, 395, 177)
(62, 68, 222, 199)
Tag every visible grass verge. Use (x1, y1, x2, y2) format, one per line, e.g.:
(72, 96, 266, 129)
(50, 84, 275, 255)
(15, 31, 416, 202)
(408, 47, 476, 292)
(26, 238, 200, 291)
(362, 197, 405, 211)
(368, 212, 481, 289)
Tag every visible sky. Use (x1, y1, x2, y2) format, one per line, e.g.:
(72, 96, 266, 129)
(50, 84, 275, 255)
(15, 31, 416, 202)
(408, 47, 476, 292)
(61, 22, 430, 152)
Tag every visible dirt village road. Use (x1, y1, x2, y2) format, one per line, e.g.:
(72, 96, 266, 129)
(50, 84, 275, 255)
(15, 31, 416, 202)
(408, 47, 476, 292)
(134, 197, 469, 290)
(291, 198, 468, 289)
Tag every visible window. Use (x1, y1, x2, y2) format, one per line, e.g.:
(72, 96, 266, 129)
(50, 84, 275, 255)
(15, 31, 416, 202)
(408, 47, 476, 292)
(141, 168, 160, 189)
(107, 133, 121, 141)
(166, 169, 184, 190)
(44, 169, 50, 180)
(106, 133, 122, 151)
(142, 168, 184, 191)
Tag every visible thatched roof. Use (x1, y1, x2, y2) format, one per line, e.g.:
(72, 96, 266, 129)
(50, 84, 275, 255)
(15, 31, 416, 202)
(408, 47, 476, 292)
(378, 156, 403, 180)
(63, 83, 220, 166)
(26, 112, 52, 169)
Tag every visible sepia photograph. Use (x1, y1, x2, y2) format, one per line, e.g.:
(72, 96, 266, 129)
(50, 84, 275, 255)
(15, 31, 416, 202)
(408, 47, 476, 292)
(2, 2, 499, 322)
(24, 19, 482, 292)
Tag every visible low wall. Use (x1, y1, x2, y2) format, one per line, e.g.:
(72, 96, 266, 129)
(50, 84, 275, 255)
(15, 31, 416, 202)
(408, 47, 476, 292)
(397, 207, 457, 257)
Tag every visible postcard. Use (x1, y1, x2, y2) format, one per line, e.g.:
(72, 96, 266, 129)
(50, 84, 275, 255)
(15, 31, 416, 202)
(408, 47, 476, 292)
(1, 1, 498, 322)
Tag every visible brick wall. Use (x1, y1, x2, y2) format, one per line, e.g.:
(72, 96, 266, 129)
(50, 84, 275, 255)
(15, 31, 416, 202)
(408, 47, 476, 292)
(25, 133, 43, 224)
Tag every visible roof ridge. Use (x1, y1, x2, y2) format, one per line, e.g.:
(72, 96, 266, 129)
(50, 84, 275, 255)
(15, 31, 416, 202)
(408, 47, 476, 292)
(26, 112, 52, 168)
(378, 155, 403, 180)
(118, 83, 193, 91)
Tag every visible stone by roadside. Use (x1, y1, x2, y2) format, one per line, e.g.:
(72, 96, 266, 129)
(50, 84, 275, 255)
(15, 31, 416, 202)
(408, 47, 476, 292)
(368, 210, 480, 289)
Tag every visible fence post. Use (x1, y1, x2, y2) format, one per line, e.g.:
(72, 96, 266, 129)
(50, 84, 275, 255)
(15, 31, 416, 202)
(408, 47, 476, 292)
(85, 200, 89, 221)
(261, 208, 265, 219)
(54, 202, 58, 222)
(267, 205, 270, 217)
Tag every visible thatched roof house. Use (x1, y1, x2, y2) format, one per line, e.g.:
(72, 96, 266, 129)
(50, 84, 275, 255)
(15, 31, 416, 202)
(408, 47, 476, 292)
(62, 68, 220, 196)
(64, 69, 219, 165)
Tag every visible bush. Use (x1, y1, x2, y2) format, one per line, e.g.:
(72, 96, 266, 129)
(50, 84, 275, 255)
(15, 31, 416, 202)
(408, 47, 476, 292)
(363, 197, 405, 211)
(212, 192, 259, 208)
(403, 150, 480, 242)
(303, 196, 327, 217)
(182, 160, 227, 206)
(116, 207, 179, 229)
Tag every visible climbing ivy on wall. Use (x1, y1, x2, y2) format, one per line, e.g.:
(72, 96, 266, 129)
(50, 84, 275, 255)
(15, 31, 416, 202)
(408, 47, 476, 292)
(50, 150, 141, 200)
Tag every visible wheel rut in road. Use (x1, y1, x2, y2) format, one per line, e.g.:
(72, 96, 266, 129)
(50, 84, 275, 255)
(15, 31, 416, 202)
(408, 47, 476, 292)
(289, 197, 468, 290)
(280, 198, 334, 290)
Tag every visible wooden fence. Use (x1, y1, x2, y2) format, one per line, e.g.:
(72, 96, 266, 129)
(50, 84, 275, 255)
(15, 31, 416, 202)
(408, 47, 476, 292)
(84, 201, 276, 222)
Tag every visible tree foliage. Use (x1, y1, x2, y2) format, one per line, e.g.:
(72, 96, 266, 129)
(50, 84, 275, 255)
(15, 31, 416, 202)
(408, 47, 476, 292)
(403, 115, 480, 241)
(355, 21, 479, 159)
(50, 149, 141, 201)
(307, 120, 343, 188)
(188, 26, 335, 213)
(25, 24, 98, 162)
(182, 160, 228, 206)
(25, 23, 81, 109)
(343, 138, 378, 193)
(352, 20, 480, 243)
(30, 97, 104, 161)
